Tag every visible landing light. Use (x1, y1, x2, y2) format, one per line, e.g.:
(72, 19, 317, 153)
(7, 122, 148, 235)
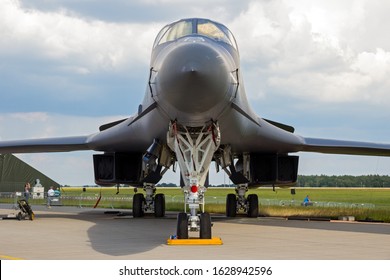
(190, 185, 198, 193)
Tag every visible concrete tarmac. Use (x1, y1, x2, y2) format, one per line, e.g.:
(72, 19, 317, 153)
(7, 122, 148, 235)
(0, 204, 389, 260)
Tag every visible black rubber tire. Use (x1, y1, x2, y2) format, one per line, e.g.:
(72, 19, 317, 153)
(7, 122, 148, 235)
(154, 193, 165, 218)
(247, 194, 259, 218)
(226, 193, 237, 217)
(17, 212, 22, 221)
(200, 212, 212, 239)
(176, 212, 188, 239)
(132, 193, 145, 218)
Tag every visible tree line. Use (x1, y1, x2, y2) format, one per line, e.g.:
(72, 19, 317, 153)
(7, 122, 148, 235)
(297, 175, 390, 188)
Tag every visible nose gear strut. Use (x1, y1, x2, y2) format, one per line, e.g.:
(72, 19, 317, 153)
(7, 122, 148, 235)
(167, 121, 220, 239)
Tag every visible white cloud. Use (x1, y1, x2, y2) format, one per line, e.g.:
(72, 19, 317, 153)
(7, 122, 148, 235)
(0, 112, 127, 140)
(352, 48, 390, 80)
(18, 152, 95, 186)
(0, 0, 159, 73)
(228, 0, 390, 108)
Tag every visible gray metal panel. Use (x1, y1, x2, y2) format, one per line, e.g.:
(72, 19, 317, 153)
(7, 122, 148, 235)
(301, 137, 390, 156)
(0, 136, 91, 153)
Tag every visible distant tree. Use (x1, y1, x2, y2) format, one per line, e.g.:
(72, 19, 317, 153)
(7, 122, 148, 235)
(297, 174, 390, 187)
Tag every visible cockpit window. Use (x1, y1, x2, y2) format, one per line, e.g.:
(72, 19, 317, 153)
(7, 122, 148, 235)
(198, 20, 226, 40)
(154, 19, 237, 50)
(197, 19, 235, 48)
(157, 20, 193, 46)
(153, 25, 170, 48)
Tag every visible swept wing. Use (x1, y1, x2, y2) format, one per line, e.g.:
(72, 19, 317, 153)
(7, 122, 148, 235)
(301, 137, 390, 156)
(0, 136, 92, 153)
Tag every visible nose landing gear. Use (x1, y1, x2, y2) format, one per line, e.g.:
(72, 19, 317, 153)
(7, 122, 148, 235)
(168, 121, 220, 239)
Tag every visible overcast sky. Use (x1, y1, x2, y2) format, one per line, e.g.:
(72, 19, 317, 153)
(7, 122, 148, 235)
(2, 0, 390, 186)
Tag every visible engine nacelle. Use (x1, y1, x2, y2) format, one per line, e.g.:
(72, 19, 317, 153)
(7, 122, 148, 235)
(249, 154, 299, 186)
(93, 152, 163, 186)
(228, 153, 299, 186)
(93, 153, 143, 186)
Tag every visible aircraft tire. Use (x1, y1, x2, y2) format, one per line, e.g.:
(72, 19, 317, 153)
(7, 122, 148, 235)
(200, 212, 212, 239)
(226, 193, 237, 217)
(247, 194, 259, 218)
(176, 212, 188, 239)
(132, 193, 145, 218)
(154, 193, 165, 217)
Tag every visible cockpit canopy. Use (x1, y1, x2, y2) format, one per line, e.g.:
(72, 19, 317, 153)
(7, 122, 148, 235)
(153, 18, 238, 50)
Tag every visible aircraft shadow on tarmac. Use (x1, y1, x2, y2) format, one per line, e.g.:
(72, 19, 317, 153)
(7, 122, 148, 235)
(24, 209, 389, 258)
(33, 210, 176, 256)
(39, 210, 390, 257)
(87, 213, 177, 256)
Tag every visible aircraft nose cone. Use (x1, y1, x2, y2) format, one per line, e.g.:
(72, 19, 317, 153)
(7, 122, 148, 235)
(157, 42, 230, 113)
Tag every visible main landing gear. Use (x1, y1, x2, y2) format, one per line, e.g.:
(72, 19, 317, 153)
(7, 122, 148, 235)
(168, 121, 220, 239)
(132, 184, 165, 218)
(226, 185, 259, 218)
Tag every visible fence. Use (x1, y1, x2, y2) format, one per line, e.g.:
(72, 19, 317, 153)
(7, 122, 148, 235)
(259, 198, 376, 209)
(73, 193, 133, 208)
(0, 192, 378, 210)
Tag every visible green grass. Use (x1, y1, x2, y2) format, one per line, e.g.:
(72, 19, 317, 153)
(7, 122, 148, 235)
(3, 186, 390, 222)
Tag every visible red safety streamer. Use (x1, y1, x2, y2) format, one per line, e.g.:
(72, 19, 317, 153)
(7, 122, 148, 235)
(93, 189, 102, 208)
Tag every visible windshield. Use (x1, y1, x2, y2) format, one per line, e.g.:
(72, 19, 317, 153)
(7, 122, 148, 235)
(157, 20, 193, 46)
(153, 19, 237, 49)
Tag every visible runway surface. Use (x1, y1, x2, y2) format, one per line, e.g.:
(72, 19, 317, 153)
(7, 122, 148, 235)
(0, 204, 389, 260)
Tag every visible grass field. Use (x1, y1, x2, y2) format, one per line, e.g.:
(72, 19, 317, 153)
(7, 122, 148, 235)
(3, 187, 389, 222)
(60, 187, 390, 222)
(59, 186, 390, 205)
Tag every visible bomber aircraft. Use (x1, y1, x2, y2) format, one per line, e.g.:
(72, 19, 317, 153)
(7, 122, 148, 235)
(2, 18, 390, 239)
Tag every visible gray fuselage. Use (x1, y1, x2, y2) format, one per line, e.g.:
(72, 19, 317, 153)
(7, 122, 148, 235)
(89, 18, 304, 155)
